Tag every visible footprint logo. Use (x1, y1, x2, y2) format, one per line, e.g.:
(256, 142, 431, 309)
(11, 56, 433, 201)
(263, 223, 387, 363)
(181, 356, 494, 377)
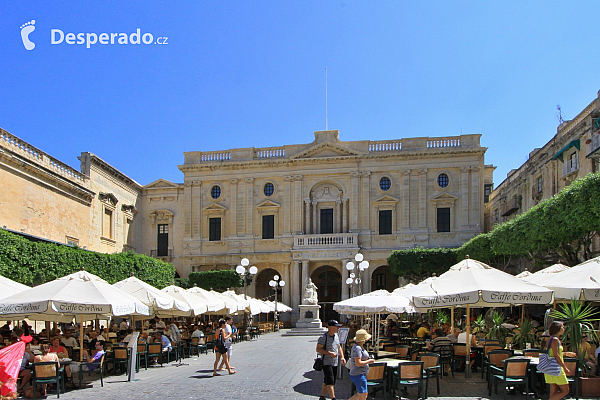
(20, 20, 36, 50)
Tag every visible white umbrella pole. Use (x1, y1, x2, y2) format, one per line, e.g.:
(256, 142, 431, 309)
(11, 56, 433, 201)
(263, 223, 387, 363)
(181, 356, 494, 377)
(466, 304, 471, 378)
(80, 314, 84, 362)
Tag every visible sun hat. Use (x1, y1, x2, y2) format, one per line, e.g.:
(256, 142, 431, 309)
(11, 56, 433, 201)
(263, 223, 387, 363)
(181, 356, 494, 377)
(353, 329, 371, 342)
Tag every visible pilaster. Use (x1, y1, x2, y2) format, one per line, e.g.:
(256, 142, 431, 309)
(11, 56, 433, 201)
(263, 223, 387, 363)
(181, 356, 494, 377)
(419, 169, 428, 228)
(291, 261, 300, 310)
(230, 179, 238, 236)
(245, 177, 254, 237)
(461, 167, 470, 228)
(401, 170, 410, 230)
(293, 175, 303, 233)
(283, 176, 293, 235)
(361, 171, 371, 233)
(183, 181, 192, 237)
(350, 172, 361, 231)
(341, 258, 350, 300)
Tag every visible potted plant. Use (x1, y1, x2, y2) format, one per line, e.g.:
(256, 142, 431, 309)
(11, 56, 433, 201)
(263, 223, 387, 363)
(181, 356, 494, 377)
(472, 314, 487, 339)
(551, 299, 600, 396)
(511, 318, 536, 349)
(486, 311, 510, 347)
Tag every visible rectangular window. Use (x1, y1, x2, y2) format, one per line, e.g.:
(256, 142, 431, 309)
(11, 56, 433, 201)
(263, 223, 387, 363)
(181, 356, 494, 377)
(379, 210, 392, 235)
(437, 207, 450, 232)
(157, 224, 169, 256)
(320, 209, 333, 234)
(376, 273, 386, 290)
(484, 184, 493, 203)
(66, 237, 79, 247)
(209, 218, 221, 241)
(262, 215, 274, 239)
(537, 176, 543, 193)
(103, 208, 113, 239)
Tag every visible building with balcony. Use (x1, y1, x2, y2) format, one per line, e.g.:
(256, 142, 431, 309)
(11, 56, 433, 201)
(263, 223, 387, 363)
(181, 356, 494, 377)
(140, 129, 491, 322)
(485, 90, 600, 271)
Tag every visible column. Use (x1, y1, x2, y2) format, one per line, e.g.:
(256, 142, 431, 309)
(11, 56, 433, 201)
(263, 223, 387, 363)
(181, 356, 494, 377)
(350, 172, 361, 231)
(471, 166, 481, 229)
(419, 169, 428, 228)
(361, 172, 371, 233)
(237, 178, 246, 234)
(293, 175, 303, 233)
(362, 266, 370, 294)
(460, 167, 470, 228)
(183, 181, 192, 237)
(283, 176, 293, 235)
(335, 200, 341, 233)
(312, 201, 318, 234)
(342, 198, 349, 233)
(291, 261, 300, 310)
(230, 179, 238, 237)
(410, 170, 419, 228)
(245, 178, 254, 237)
(193, 181, 203, 239)
(401, 170, 410, 230)
(304, 200, 311, 234)
(301, 260, 309, 292)
(282, 262, 291, 309)
(341, 259, 350, 300)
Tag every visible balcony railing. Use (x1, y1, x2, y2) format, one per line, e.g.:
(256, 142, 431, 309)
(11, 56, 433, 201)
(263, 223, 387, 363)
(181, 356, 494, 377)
(293, 233, 358, 249)
(562, 158, 579, 177)
(150, 249, 173, 260)
(588, 134, 600, 158)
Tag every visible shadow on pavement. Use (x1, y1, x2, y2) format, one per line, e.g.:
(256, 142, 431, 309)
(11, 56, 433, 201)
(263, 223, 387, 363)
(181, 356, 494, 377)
(292, 369, 324, 396)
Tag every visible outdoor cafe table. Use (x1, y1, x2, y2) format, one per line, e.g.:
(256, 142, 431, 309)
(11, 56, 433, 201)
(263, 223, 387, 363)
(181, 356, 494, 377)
(374, 350, 398, 359)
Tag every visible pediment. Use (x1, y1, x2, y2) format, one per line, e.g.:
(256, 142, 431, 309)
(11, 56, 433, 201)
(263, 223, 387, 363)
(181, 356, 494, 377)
(430, 192, 458, 203)
(256, 200, 281, 209)
(203, 203, 227, 212)
(145, 179, 180, 189)
(98, 192, 118, 206)
(373, 195, 399, 204)
(291, 142, 361, 159)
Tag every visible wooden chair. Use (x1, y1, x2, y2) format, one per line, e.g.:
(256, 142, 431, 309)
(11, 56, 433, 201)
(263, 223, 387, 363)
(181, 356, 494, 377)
(77, 354, 105, 388)
(453, 343, 471, 371)
(394, 361, 425, 399)
(111, 347, 129, 375)
(136, 342, 148, 371)
(419, 352, 442, 395)
(481, 344, 503, 378)
(437, 344, 454, 377)
(189, 337, 207, 356)
(485, 350, 513, 392)
(394, 345, 411, 360)
(489, 358, 530, 399)
(350, 362, 386, 398)
(522, 349, 540, 358)
(32, 361, 64, 398)
(205, 334, 215, 353)
(563, 357, 580, 400)
(146, 343, 164, 366)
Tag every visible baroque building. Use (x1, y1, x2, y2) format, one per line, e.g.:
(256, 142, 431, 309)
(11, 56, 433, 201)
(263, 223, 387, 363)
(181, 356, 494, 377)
(1, 127, 491, 323)
(485, 90, 600, 272)
(140, 130, 491, 322)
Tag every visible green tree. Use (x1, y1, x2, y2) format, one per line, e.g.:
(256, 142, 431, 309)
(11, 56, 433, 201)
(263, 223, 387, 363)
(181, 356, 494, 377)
(388, 247, 457, 282)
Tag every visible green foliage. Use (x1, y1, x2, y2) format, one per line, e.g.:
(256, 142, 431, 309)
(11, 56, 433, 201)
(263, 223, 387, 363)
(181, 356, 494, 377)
(0, 229, 176, 288)
(511, 319, 537, 350)
(550, 299, 599, 354)
(434, 310, 449, 326)
(388, 247, 457, 282)
(188, 269, 243, 291)
(174, 277, 190, 289)
(486, 311, 510, 346)
(459, 172, 600, 266)
(472, 314, 487, 336)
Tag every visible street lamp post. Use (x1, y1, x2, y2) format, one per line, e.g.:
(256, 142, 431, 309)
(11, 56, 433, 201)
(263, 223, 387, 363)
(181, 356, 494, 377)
(345, 253, 369, 298)
(236, 258, 257, 328)
(269, 275, 285, 331)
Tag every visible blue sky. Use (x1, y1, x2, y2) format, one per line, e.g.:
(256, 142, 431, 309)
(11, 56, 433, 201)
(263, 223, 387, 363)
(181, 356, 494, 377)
(1, 1, 599, 186)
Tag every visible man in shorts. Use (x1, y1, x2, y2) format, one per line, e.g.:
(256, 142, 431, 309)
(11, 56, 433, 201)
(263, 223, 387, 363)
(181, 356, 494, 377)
(316, 320, 346, 400)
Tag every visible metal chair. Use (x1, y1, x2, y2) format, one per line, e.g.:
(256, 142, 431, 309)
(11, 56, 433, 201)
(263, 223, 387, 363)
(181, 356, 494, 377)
(111, 347, 129, 375)
(419, 352, 441, 395)
(394, 345, 411, 360)
(437, 344, 454, 377)
(522, 349, 540, 357)
(349, 362, 387, 398)
(205, 334, 215, 353)
(31, 361, 64, 399)
(189, 337, 207, 356)
(485, 350, 513, 393)
(146, 343, 164, 366)
(481, 344, 503, 378)
(564, 357, 580, 400)
(489, 358, 530, 399)
(77, 354, 105, 388)
(136, 342, 148, 371)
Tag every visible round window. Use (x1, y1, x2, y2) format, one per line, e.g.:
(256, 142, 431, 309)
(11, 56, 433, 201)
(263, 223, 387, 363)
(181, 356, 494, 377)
(437, 173, 449, 188)
(379, 177, 391, 191)
(264, 182, 274, 196)
(211, 185, 221, 199)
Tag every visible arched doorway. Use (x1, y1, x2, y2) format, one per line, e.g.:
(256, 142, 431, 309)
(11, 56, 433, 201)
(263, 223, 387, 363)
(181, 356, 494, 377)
(370, 265, 396, 292)
(255, 268, 282, 301)
(311, 266, 341, 323)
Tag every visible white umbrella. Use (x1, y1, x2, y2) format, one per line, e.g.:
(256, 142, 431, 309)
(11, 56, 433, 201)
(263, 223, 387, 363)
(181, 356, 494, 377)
(211, 290, 245, 314)
(113, 276, 191, 317)
(161, 285, 209, 316)
(0, 269, 151, 321)
(520, 264, 569, 284)
(0, 275, 30, 300)
(221, 291, 266, 315)
(333, 290, 415, 314)
(185, 285, 229, 314)
(528, 256, 600, 301)
(264, 300, 292, 313)
(515, 271, 532, 278)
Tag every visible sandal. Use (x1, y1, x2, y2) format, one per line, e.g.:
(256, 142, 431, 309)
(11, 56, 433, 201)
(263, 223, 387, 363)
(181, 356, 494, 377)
(229, 370, 236, 374)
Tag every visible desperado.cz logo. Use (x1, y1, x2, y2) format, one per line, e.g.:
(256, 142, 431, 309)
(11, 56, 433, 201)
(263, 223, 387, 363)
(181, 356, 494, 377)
(20, 20, 168, 50)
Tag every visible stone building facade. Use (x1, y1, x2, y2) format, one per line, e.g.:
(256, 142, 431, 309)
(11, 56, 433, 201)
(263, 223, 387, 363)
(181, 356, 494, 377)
(140, 130, 491, 322)
(485, 90, 600, 271)
(0, 129, 141, 253)
(1, 127, 491, 323)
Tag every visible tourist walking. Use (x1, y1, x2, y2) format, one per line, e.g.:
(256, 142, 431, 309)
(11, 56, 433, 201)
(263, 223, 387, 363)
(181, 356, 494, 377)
(348, 329, 374, 400)
(316, 320, 346, 400)
(218, 315, 235, 371)
(545, 321, 576, 400)
(213, 319, 235, 376)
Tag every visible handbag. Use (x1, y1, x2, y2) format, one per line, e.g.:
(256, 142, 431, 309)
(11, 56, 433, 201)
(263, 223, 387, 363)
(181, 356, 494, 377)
(537, 337, 562, 376)
(214, 331, 227, 353)
(314, 333, 328, 371)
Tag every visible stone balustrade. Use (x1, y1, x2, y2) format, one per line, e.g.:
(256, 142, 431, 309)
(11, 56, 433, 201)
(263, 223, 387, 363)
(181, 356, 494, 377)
(427, 137, 461, 148)
(0, 129, 87, 183)
(369, 140, 402, 152)
(293, 233, 358, 249)
(255, 147, 285, 158)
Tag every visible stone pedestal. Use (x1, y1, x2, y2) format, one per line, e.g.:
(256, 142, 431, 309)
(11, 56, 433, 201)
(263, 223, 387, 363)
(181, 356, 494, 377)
(282, 304, 326, 336)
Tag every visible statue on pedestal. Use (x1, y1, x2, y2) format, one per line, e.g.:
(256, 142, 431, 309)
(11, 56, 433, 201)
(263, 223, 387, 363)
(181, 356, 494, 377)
(302, 278, 319, 305)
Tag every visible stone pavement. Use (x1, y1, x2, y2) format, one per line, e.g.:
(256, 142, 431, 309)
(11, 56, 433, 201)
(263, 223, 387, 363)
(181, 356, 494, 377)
(53, 330, 596, 400)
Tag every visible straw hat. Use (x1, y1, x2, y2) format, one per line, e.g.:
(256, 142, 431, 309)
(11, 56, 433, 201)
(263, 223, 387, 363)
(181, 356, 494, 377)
(353, 329, 371, 342)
